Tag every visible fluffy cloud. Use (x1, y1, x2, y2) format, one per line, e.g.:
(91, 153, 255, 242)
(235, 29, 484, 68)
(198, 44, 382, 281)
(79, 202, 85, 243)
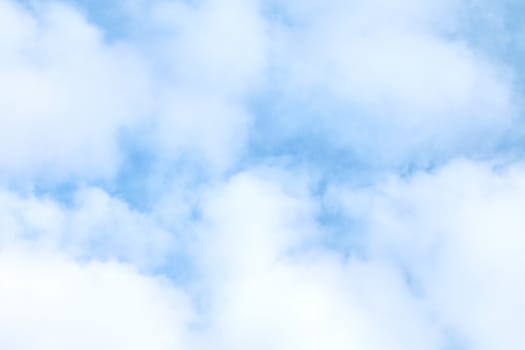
(0, 0, 266, 180)
(0, 186, 175, 270)
(1, 0, 525, 349)
(0, 0, 149, 180)
(0, 169, 442, 350)
(2, 158, 525, 350)
(0, 249, 192, 350)
(190, 171, 443, 350)
(2, 0, 518, 178)
(0, 182, 191, 350)
(263, 0, 517, 165)
(334, 160, 525, 349)
(144, 0, 268, 170)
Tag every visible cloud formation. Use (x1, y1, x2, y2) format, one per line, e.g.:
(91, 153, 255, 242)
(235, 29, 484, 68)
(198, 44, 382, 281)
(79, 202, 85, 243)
(0, 1, 148, 180)
(1, 0, 525, 349)
(336, 160, 525, 349)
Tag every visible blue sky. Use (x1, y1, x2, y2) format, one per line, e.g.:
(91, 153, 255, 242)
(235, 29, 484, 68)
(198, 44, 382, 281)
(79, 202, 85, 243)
(1, 0, 525, 349)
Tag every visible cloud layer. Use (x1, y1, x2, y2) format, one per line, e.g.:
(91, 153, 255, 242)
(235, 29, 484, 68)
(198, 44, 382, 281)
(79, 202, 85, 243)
(1, 0, 525, 349)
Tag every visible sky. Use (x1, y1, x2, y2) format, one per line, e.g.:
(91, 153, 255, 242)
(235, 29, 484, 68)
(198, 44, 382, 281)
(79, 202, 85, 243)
(1, 0, 525, 349)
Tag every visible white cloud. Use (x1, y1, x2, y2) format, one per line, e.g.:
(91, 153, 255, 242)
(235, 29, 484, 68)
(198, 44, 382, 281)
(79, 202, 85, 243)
(1, 0, 518, 179)
(0, 0, 270, 179)
(0, 169, 443, 350)
(154, 90, 252, 170)
(150, 0, 268, 95)
(2, 158, 525, 350)
(0, 186, 175, 270)
(0, 248, 192, 350)
(1, 1, 525, 349)
(266, 0, 517, 163)
(0, 1, 150, 180)
(142, 0, 268, 171)
(0, 183, 192, 350)
(187, 170, 443, 350)
(335, 159, 525, 349)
